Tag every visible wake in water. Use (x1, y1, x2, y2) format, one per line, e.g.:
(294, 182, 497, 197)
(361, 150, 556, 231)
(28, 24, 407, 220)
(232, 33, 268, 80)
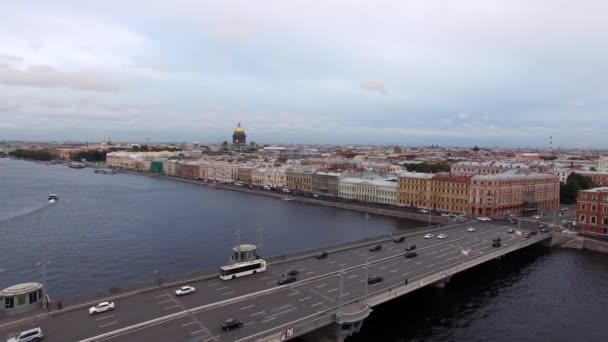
(0, 201, 56, 223)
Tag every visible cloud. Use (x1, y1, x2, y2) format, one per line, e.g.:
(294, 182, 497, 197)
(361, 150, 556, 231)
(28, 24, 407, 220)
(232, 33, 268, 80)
(216, 56, 233, 67)
(0, 65, 120, 92)
(360, 80, 387, 94)
(564, 99, 585, 107)
(0, 54, 24, 64)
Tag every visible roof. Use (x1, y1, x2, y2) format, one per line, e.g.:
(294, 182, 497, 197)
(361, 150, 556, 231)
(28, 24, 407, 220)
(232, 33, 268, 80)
(340, 177, 398, 188)
(315, 171, 342, 177)
(398, 171, 434, 179)
(1, 282, 43, 296)
(432, 174, 471, 183)
(232, 244, 257, 252)
(580, 187, 608, 193)
(471, 169, 556, 180)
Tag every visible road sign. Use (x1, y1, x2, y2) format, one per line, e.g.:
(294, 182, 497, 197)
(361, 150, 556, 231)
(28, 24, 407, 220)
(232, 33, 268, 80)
(286, 327, 294, 338)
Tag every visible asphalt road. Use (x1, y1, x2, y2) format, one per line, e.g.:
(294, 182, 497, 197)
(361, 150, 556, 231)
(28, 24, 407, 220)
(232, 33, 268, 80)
(1, 219, 547, 342)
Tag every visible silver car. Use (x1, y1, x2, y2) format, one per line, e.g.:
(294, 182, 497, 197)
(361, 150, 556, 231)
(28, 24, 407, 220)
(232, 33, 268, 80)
(7, 327, 44, 342)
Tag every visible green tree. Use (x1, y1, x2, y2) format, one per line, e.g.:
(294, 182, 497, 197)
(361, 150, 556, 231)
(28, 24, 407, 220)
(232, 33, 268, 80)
(403, 162, 451, 173)
(560, 173, 595, 204)
(9, 149, 54, 161)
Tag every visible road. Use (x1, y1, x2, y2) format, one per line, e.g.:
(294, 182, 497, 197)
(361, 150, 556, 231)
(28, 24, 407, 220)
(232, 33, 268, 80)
(1, 219, 548, 342)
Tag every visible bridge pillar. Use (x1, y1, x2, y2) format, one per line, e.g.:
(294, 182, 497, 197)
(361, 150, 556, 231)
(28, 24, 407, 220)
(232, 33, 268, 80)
(434, 276, 451, 288)
(300, 303, 371, 342)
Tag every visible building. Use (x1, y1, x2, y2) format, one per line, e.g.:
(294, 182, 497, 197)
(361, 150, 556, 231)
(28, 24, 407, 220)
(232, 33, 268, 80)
(576, 187, 608, 237)
(0, 143, 19, 155)
(429, 174, 471, 214)
(470, 169, 560, 218)
(451, 161, 529, 176)
(178, 161, 200, 179)
(597, 157, 608, 172)
(397, 171, 434, 208)
(237, 166, 254, 184)
(578, 171, 608, 186)
(232, 122, 246, 145)
(312, 172, 342, 197)
(163, 159, 179, 176)
(338, 178, 398, 205)
(285, 167, 317, 193)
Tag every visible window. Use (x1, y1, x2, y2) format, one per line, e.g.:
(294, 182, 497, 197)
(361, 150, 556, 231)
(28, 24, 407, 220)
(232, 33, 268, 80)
(603, 217, 608, 225)
(591, 216, 597, 224)
(580, 215, 586, 223)
(592, 205, 597, 211)
(5, 297, 14, 308)
(582, 204, 586, 210)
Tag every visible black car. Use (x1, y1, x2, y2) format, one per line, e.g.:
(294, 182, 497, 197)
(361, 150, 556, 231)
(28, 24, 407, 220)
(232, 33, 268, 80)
(278, 275, 297, 285)
(492, 238, 501, 247)
(369, 245, 382, 252)
(221, 318, 243, 331)
(539, 227, 549, 233)
(283, 269, 299, 277)
(539, 224, 546, 229)
(317, 252, 328, 259)
(530, 230, 538, 236)
(367, 276, 383, 285)
(406, 244, 416, 251)
(393, 236, 405, 243)
(405, 251, 418, 258)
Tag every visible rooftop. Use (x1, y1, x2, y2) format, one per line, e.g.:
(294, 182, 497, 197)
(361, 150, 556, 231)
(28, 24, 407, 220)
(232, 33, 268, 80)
(580, 187, 608, 193)
(471, 169, 556, 180)
(398, 171, 434, 179)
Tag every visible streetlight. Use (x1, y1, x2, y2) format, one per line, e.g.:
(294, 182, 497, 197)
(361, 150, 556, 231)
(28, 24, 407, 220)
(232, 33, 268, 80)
(36, 257, 51, 309)
(338, 266, 345, 309)
(363, 213, 370, 241)
(257, 226, 264, 256)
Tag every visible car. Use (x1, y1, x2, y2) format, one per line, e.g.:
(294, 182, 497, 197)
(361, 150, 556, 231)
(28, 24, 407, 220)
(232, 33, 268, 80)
(283, 269, 299, 277)
(393, 236, 406, 243)
(507, 228, 515, 233)
(562, 229, 571, 234)
(560, 207, 570, 211)
(540, 227, 549, 233)
(437, 234, 447, 239)
(477, 217, 492, 222)
(492, 238, 501, 247)
(441, 213, 451, 217)
(313, 194, 320, 198)
(175, 286, 195, 296)
(405, 244, 416, 251)
(367, 276, 383, 285)
(6, 328, 44, 342)
(88, 301, 115, 315)
(369, 245, 382, 252)
(316, 252, 328, 259)
(282, 188, 290, 193)
(418, 209, 429, 214)
(405, 251, 418, 259)
(466, 227, 476, 232)
(221, 318, 243, 331)
(539, 224, 546, 229)
(522, 232, 530, 238)
(278, 275, 297, 285)
(424, 233, 433, 239)
(263, 185, 271, 190)
(530, 230, 538, 236)
(533, 215, 541, 219)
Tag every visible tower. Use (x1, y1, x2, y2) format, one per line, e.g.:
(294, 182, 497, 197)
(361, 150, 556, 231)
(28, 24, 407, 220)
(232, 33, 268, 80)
(232, 122, 246, 145)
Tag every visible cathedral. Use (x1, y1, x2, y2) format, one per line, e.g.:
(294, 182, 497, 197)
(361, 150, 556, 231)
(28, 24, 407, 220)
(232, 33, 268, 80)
(232, 122, 246, 145)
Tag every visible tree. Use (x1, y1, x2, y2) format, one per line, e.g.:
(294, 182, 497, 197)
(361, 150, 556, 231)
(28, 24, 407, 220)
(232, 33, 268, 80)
(403, 162, 450, 173)
(560, 173, 595, 204)
(9, 149, 54, 161)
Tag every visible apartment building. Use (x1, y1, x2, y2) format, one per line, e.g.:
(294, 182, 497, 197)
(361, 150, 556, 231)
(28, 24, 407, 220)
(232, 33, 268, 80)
(285, 167, 317, 193)
(576, 187, 608, 237)
(312, 172, 341, 197)
(339, 178, 398, 205)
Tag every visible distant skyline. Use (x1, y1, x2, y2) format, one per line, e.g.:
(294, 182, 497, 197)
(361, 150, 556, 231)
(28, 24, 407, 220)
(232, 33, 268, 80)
(1, 1, 607, 147)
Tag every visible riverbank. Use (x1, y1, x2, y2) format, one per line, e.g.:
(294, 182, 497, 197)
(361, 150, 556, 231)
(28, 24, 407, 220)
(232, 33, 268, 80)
(551, 232, 608, 253)
(121, 170, 450, 224)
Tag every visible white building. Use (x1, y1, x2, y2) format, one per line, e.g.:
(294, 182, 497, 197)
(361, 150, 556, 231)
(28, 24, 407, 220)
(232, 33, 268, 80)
(339, 177, 398, 205)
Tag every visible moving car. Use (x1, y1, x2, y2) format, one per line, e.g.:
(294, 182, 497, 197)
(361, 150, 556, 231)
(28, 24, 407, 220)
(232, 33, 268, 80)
(466, 227, 476, 232)
(507, 228, 515, 233)
(437, 233, 447, 239)
(312, 194, 320, 198)
(369, 245, 382, 252)
(263, 186, 271, 190)
(441, 213, 451, 217)
(278, 275, 297, 285)
(282, 188, 290, 193)
(393, 236, 406, 243)
(367, 276, 383, 285)
(539, 227, 549, 233)
(560, 207, 570, 211)
(424, 233, 433, 239)
(405, 244, 416, 251)
(539, 224, 546, 229)
(221, 318, 243, 331)
(175, 286, 195, 296)
(530, 230, 538, 236)
(6, 328, 43, 342)
(316, 252, 328, 260)
(522, 232, 530, 238)
(477, 217, 492, 222)
(492, 238, 502, 247)
(283, 269, 299, 277)
(419, 209, 429, 214)
(533, 215, 541, 219)
(405, 251, 418, 259)
(89, 301, 115, 315)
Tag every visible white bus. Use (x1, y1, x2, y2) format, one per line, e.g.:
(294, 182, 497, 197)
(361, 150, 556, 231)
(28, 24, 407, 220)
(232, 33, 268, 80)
(219, 259, 266, 280)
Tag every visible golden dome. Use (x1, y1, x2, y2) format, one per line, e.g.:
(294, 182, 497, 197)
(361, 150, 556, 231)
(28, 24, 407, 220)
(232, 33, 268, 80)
(234, 122, 245, 134)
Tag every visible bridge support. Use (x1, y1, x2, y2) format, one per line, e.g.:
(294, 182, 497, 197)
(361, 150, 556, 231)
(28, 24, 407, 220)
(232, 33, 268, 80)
(434, 276, 451, 288)
(301, 303, 371, 342)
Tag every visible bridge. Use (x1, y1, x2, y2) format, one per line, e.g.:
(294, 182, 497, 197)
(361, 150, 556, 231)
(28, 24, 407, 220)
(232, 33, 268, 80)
(1, 218, 554, 342)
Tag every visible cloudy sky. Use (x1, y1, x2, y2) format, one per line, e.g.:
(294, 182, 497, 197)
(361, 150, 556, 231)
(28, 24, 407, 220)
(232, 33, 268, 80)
(1, 0, 607, 147)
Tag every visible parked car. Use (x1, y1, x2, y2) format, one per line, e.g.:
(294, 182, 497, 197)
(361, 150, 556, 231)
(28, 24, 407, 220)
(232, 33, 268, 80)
(507, 228, 515, 233)
(560, 207, 570, 211)
(437, 234, 447, 239)
(530, 230, 538, 236)
(539, 223, 546, 229)
(369, 245, 382, 252)
(313, 194, 320, 198)
(405, 251, 418, 259)
(278, 275, 297, 285)
(441, 213, 451, 217)
(282, 188, 290, 193)
(6, 328, 44, 342)
(367, 276, 383, 285)
(492, 238, 502, 247)
(221, 318, 243, 331)
(539, 227, 549, 233)
(419, 209, 429, 214)
(89, 301, 115, 315)
(477, 217, 492, 222)
(263, 185, 271, 190)
(316, 252, 328, 260)
(393, 236, 405, 243)
(406, 244, 416, 251)
(522, 232, 530, 238)
(283, 269, 299, 277)
(533, 215, 541, 219)
(424, 233, 433, 239)
(175, 286, 195, 296)
(466, 227, 476, 232)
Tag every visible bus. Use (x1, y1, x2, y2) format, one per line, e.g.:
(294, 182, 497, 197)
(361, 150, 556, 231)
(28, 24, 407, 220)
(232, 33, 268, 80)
(219, 259, 266, 280)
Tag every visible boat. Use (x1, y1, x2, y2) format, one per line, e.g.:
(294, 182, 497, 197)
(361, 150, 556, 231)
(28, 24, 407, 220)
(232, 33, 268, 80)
(48, 194, 59, 203)
(281, 196, 293, 202)
(94, 169, 118, 175)
(68, 163, 86, 169)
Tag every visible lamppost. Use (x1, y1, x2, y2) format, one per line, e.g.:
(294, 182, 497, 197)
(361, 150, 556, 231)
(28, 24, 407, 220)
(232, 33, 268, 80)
(363, 212, 370, 241)
(338, 266, 345, 309)
(257, 226, 264, 256)
(36, 256, 51, 309)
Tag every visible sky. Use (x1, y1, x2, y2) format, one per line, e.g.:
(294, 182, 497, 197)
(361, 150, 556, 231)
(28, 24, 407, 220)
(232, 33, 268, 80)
(0, 0, 607, 147)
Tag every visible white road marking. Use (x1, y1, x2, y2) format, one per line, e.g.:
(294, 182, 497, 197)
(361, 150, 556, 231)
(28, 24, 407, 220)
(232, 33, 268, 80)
(215, 286, 228, 291)
(240, 305, 255, 310)
(328, 260, 337, 264)
(446, 256, 460, 261)
(287, 291, 301, 296)
(95, 315, 115, 321)
(266, 281, 277, 285)
(291, 264, 301, 268)
(190, 330, 205, 335)
(415, 262, 422, 265)
(305, 271, 315, 275)
(221, 291, 235, 296)
(153, 294, 168, 298)
(315, 283, 327, 288)
(426, 264, 435, 268)
(260, 276, 272, 280)
(312, 302, 324, 307)
(401, 272, 410, 277)
(251, 311, 266, 317)
(348, 275, 359, 279)
(181, 321, 197, 327)
(164, 305, 180, 310)
(338, 263, 348, 267)
(299, 296, 312, 302)
(342, 292, 351, 297)
(207, 282, 220, 287)
(99, 322, 118, 328)
(327, 288, 338, 293)
(390, 269, 399, 273)
(158, 299, 172, 304)
(379, 266, 387, 270)
(299, 268, 308, 271)
(427, 251, 437, 255)
(204, 336, 220, 342)
(262, 317, 277, 323)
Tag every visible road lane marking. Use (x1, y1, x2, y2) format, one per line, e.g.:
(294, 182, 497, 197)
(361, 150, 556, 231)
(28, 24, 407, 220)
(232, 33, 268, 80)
(327, 288, 338, 293)
(415, 262, 422, 265)
(401, 272, 410, 277)
(328, 260, 337, 264)
(342, 292, 351, 296)
(204, 336, 220, 342)
(427, 251, 437, 255)
(240, 305, 255, 310)
(312, 302, 324, 307)
(305, 271, 316, 275)
(440, 247, 450, 252)
(260, 276, 272, 280)
(181, 321, 197, 327)
(207, 282, 220, 287)
(245, 321, 255, 326)
(348, 275, 359, 279)
(158, 299, 172, 304)
(359, 279, 366, 283)
(262, 317, 277, 323)
(338, 263, 348, 267)
(426, 264, 435, 268)
(298, 296, 312, 302)
(99, 322, 118, 328)
(315, 283, 327, 288)
(95, 315, 115, 321)
(190, 330, 205, 335)
(299, 268, 308, 271)
(216, 286, 228, 291)
(379, 266, 387, 270)
(221, 291, 235, 296)
(266, 280, 277, 285)
(251, 311, 266, 317)
(287, 291, 301, 296)
(164, 305, 180, 310)
(390, 269, 399, 273)
(291, 264, 301, 268)
(153, 294, 168, 298)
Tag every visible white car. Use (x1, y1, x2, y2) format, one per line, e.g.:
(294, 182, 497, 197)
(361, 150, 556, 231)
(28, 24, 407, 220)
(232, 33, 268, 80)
(419, 209, 429, 214)
(424, 233, 433, 239)
(7, 327, 43, 342)
(441, 213, 451, 217)
(466, 227, 476, 232)
(533, 215, 541, 219)
(89, 301, 115, 315)
(175, 286, 195, 296)
(477, 217, 492, 222)
(437, 234, 447, 239)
